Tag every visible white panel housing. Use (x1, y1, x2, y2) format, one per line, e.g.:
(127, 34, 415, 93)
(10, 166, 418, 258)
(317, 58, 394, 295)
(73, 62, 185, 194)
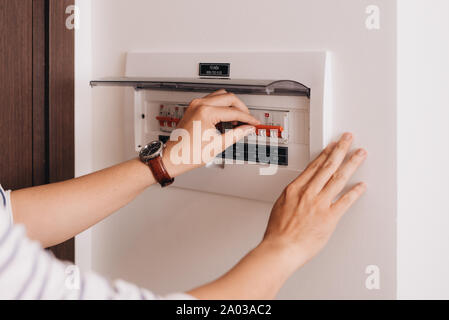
(123, 52, 332, 202)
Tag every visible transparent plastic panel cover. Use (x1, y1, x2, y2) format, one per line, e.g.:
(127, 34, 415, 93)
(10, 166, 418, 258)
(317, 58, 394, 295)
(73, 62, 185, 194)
(90, 77, 310, 97)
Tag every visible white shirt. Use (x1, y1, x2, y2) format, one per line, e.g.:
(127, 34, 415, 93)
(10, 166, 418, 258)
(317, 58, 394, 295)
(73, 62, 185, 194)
(0, 185, 194, 300)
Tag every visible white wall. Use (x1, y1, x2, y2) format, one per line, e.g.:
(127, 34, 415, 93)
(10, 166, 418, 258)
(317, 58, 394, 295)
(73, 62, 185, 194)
(397, 0, 449, 299)
(76, 0, 398, 299)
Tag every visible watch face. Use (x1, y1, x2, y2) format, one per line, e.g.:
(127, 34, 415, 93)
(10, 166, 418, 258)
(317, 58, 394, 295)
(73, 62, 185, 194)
(140, 141, 163, 162)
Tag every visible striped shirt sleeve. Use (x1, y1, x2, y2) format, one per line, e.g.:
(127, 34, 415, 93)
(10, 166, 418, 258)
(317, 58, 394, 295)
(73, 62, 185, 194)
(0, 185, 195, 300)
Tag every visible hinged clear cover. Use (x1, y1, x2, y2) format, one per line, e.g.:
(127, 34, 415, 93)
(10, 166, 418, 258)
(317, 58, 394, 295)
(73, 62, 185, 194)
(90, 77, 310, 97)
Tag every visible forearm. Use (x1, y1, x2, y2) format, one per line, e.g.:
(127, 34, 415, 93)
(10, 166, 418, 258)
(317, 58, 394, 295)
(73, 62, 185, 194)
(11, 158, 156, 248)
(188, 242, 302, 300)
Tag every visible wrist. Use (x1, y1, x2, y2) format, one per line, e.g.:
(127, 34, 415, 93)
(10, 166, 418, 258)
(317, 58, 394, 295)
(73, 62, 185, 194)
(162, 141, 198, 178)
(255, 240, 310, 276)
(161, 142, 176, 178)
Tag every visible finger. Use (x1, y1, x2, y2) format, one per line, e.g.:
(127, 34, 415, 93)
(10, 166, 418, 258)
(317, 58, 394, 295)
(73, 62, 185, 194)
(331, 182, 367, 218)
(288, 141, 336, 190)
(307, 133, 354, 195)
(208, 106, 260, 126)
(320, 148, 367, 202)
(222, 125, 256, 149)
(205, 89, 227, 98)
(201, 93, 250, 114)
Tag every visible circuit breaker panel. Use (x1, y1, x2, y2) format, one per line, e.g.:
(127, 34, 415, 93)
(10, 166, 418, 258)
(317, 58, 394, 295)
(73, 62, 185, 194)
(91, 52, 331, 202)
(155, 103, 291, 166)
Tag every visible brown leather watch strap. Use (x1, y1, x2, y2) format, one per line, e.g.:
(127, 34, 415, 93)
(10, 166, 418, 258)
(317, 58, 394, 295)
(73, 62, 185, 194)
(148, 156, 174, 187)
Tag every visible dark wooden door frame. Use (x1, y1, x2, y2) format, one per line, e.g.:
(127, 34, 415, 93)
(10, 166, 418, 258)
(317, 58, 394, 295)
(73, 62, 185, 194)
(47, 0, 75, 262)
(1, 0, 75, 262)
(33, 0, 75, 262)
(33, 0, 47, 188)
(0, 0, 33, 191)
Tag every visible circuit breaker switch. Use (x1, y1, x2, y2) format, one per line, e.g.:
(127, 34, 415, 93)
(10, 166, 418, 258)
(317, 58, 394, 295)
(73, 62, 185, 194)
(156, 104, 185, 132)
(255, 125, 284, 138)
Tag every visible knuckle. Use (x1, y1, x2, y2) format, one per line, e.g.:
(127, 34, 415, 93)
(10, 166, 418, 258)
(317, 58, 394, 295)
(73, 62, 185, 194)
(332, 171, 346, 182)
(355, 183, 366, 195)
(197, 105, 209, 115)
(309, 162, 320, 171)
(335, 143, 346, 152)
(309, 158, 321, 170)
(322, 144, 335, 157)
(342, 192, 356, 205)
(349, 152, 359, 162)
(321, 150, 331, 159)
(301, 188, 315, 202)
(351, 152, 364, 164)
(285, 183, 298, 197)
(341, 196, 352, 207)
(323, 160, 334, 169)
(309, 160, 318, 169)
(314, 194, 328, 207)
(190, 98, 202, 107)
(341, 194, 351, 204)
(310, 155, 325, 170)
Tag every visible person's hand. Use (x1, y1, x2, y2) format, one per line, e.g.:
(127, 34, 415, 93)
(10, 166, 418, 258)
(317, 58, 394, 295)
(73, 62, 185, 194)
(188, 133, 367, 300)
(261, 133, 367, 274)
(163, 90, 260, 177)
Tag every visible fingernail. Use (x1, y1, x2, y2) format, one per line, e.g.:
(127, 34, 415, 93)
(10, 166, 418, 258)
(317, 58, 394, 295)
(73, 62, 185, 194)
(343, 133, 353, 141)
(357, 149, 367, 157)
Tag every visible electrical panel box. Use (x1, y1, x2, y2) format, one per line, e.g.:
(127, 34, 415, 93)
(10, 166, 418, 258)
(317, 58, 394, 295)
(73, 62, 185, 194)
(154, 105, 291, 166)
(91, 52, 332, 202)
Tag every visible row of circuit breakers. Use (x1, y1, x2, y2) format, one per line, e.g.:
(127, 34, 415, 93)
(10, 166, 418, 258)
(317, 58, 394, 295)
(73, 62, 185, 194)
(156, 103, 289, 166)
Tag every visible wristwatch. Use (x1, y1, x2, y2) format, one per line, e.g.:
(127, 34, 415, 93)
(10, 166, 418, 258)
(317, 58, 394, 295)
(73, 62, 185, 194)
(139, 141, 174, 188)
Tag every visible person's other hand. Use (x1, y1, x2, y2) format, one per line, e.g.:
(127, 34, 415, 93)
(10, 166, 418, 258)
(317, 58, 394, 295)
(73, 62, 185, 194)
(163, 90, 260, 176)
(261, 133, 367, 273)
